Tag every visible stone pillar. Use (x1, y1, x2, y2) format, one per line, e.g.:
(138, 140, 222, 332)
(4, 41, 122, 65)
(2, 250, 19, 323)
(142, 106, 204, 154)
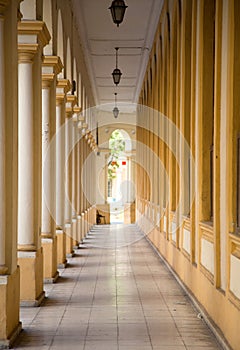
(18, 20, 50, 306)
(65, 94, 77, 257)
(56, 79, 70, 268)
(72, 107, 81, 246)
(77, 116, 84, 243)
(82, 129, 88, 238)
(80, 124, 87, 240)
(0, 1, 22, 347)
(72, 109, 80, 248)
(41, 56, 62, 283)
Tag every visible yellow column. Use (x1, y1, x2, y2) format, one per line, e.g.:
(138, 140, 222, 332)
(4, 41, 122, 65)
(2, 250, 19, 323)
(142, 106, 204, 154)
(77, 115, 84, 243)
(56, 79, 71, 267)
(18, 20, 50, 306)
(0, 0, 22, 346)
(41, 56, 62, 283)
(72, 107, 81, 248)
(81, 124, 88, 239)
(65, 94, 77, 257)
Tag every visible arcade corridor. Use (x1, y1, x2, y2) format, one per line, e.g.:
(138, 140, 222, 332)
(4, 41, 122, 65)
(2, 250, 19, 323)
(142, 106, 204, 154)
(14, 225, 222, 350)
(1, 0, 240, 349)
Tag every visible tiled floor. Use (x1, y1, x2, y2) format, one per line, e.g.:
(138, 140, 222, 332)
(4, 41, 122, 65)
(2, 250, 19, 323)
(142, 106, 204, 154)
(13, 224, 222, 350)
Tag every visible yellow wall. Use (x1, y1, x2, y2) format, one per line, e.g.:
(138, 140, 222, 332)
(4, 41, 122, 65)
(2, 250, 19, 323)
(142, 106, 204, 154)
(136, 1, 240, 349)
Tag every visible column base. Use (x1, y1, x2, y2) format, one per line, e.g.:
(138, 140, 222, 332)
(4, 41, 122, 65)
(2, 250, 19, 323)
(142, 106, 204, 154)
(56, 229, 67, 268)
(20, 291, 45, 307)
(44, 271, 59, 284)
(65, 223, 74, 257)
(77, 215, 82, 243)
(72, 218, 78, 247)
(18, 248, 45, 306)
(0, 267, 22, 348)
(58, 262, 67, 269)
(85, 210, 89, 234)
(41, 236, 59, 283)
(81, 213, 86, 240)
(0, 322, 22, 350)
(66, 252, 75, 258)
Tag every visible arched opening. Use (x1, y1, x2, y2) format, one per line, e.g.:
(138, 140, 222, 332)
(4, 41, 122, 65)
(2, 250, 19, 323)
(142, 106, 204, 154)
(65, 37, 71, 80)
(57, 9, 64, 78)
(107, 129, 135, 223)
(43, 0, 53, 55)
(78, 73, 82, 109)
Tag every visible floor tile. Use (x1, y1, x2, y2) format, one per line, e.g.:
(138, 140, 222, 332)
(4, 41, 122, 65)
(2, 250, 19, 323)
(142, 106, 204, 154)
(13, 224, 222, 350)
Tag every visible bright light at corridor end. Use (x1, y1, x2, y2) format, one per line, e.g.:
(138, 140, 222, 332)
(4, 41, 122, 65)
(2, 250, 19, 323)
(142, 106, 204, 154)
(43, 102, 195, 247)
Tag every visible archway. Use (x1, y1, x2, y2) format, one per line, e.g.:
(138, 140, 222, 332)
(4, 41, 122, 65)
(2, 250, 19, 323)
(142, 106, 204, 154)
(107, 129, 135, 223)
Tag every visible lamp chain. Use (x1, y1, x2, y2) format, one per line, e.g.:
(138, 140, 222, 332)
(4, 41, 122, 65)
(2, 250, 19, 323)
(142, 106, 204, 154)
(115, 47, 119, 69)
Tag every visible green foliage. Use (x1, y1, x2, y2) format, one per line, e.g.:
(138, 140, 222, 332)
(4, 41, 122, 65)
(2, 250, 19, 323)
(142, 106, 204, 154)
(108, 130, 125, 180)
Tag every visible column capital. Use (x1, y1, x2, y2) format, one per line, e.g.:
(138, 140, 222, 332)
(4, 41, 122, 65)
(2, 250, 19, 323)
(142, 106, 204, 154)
(56, 94, 65, 106)
(66, 94, 78, 116)
(57, 78, 71, 94)
(42, 55, 63, 75)
(18, 20, 51, 49)
(66, 94, 78, 106)
(73, 106, 81, 114)
(42, 56, 63, 87)
(56, 79, 71, 106)
(18, 45, 38, 63)
(73, 106, 81, 122)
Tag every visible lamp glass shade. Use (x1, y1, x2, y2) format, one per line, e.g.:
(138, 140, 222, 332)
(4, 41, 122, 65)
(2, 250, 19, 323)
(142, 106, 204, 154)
(112, 68, 122, 85)
(113, 106, 119, 118)
(109, 0, 128, 26)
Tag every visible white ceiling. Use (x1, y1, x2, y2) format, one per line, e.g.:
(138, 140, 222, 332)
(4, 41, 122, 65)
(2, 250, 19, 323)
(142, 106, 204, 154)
(71, 0, 164, 110)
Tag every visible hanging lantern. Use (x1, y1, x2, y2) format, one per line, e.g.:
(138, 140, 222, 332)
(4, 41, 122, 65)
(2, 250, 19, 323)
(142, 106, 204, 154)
(113, 92, 119, 118)
(112, 47, 122, 86)
(109, 0, 128, 27)
(113, 106, 119, 118)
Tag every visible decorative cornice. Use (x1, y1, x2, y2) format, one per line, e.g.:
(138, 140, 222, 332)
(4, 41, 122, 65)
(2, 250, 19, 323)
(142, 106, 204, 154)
(42, 74, 55, 88)
(57, 79, 71, 94)
(18, 20, 51, 48)
(66, 94, 77, 107)
(56, 93, 65, 105)
(42, 55, 63, 75)
(65, 94, 77, 117)
(73, 106, 81, 114)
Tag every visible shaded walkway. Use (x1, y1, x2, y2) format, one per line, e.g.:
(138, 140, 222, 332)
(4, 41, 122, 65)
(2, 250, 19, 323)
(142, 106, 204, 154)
(14, 224, 222, 350)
